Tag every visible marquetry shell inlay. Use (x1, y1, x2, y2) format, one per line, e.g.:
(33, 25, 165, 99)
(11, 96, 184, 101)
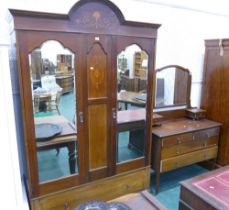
(73, 2, 119, 30)
(87, 43, 107, 98)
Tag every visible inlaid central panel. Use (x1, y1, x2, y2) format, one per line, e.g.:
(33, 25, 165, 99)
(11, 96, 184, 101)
(86, 39, 110, 176)
(87, 43, 107, 98)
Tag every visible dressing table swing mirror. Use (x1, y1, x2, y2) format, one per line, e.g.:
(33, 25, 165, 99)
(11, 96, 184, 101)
(151, 65, 221, 193)
(154, 65, 191, 109)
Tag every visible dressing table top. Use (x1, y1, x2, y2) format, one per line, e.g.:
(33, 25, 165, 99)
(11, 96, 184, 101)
(152, 117, 221, 138)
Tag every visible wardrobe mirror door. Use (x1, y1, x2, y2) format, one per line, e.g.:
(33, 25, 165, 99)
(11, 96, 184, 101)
(116, 44, 148, 163)
(28, 40, 78, 183)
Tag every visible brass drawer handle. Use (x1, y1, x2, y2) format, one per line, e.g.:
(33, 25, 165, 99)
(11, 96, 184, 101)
(177, 137, 181, 144)
(202, 142, 207, 147)
(64, 202, 70, 210)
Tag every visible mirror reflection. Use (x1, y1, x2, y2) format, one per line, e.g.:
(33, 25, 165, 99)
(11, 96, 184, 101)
(155, 65, 190, 108)
(29, 40, 78, 183)
(116, 44, 148, 163)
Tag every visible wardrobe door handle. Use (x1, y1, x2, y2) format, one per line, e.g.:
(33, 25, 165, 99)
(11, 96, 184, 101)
(112, 108, 117, 119)
(79, 112, 84, 123)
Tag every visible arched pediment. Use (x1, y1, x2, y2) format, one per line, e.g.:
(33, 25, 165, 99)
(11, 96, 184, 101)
(68, 0, 124, 30)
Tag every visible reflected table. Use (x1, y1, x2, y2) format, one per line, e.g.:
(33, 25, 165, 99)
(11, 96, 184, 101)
(118, 91, 146, 110)
(117, 109, 146, 132)
(179, 165, 229, 210)
(35, 115, 77, 174)
(117, 109, 146, 152)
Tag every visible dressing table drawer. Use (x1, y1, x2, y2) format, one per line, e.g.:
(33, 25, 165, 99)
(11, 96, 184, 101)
(161, 137, 218, 159)
(162, 133, 193, 147)
(160, 146, 218, 172)
(192, 127, 219, 140)
(161, 127, 219, 148)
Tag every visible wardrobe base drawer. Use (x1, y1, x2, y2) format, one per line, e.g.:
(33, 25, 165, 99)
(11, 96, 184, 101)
(31, 167, 150, 210)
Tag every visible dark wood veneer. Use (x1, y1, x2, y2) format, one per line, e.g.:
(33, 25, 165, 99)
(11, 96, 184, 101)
(9, 0, 160, 208)
(201, 39, 229, 165)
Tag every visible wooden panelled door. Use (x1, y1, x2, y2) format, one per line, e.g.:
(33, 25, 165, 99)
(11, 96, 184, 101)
(202, 40, 229, 165)
(84, 34, 113, 181)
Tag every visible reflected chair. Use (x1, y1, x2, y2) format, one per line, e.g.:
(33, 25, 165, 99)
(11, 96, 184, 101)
(33, 95, 40, 113)
(33, 94, 52, 113)
(41, 75, 62, 115)
(51, 91, 62, 115)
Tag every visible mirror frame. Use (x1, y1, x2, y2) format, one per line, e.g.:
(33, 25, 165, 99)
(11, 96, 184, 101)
(154, 65, 191, 109)
(29, 40, 78, 184)
(116, 44, 149, 164)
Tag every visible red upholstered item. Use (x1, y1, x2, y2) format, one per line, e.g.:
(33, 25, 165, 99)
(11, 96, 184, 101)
(217, 171, 229, 185)
(194, 171, 229, 207)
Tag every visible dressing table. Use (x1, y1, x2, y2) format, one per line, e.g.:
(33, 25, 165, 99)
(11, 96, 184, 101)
(151, 65, 221, 193)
